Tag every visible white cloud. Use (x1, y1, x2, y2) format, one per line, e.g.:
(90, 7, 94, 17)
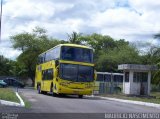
(0, 47, 21, 60)
(3, 0, 74, 19)
(1, 0, 160, 59)
(90, 5, 160, 43)
(2, 0, 75, 38)
(91, 8, 140, 29)
(129, 0, 160, 13)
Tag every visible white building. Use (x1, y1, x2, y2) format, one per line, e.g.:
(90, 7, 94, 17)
(118, 64, 157, 95)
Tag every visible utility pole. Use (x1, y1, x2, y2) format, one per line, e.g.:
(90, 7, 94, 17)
(0, 0, 2, 42)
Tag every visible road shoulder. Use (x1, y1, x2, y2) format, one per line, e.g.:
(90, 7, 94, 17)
(91, 95, 160, 109)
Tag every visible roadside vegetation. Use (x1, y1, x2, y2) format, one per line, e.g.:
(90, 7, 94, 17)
(0, 88, 19, 103)
(20, 94, 31, 108)
(0, 88, 31, 108)
(101, 92, 160, 104)
(0, 26, 160, 88)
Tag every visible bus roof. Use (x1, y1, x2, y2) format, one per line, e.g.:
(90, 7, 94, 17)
(39, 44, 93, 56)
(59, 44, 92, 49)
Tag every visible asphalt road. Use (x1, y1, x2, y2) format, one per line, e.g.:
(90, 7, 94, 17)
(0, 88, 160, 119)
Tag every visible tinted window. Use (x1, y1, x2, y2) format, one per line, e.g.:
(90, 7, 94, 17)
(42, 54, 46, 63)
(60, 64, 78, 81)
(38, 46, 60, 64)
(104, 74, 111, 82)
(61, 46, 93, 63)
(37, 55, 42, 64)
(60, 64, 94, 82)
(45, 46, 60, 61)
(4, 79, 9, 84)
(37, 54, 45, 64)
(114, 75, 123, 82)
(97, 74, 104, 81)
(78, 65, 94, 82)
(42, 69, 54, 80)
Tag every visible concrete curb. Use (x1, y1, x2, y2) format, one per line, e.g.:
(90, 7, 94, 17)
(16, 92, 25, 107)
(0, 100, 21, 107)
(0, 92, 25, 107)
(88, 95, 160, 109)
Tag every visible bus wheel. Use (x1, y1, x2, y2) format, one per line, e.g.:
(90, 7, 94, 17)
(38, 85, 41, 94)
(59, 93, 66, 97)
(39, 90, 46, 94)
(50, 84, 53, 93)
(53, 93, 57, 97)
(78, 95, 83, 98)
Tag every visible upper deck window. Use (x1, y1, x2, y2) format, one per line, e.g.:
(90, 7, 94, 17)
(61, 46, 93, 63)
(37, 46, 60, 64)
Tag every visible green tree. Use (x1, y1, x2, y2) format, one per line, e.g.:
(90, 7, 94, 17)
(67, 31, 82, 44)
(79, 33, 140, 72)
(80, 33, 118, 62)
(152, 48, 160, 85)
(96, 44, 141, 72)
(0, 55, 12, 75)
(0, 55, 23, 77)
(152, 33, 160, 85)
(8, 61, 27, 78)
(80, 33, 117, 51)
(11, 27, 64, 86)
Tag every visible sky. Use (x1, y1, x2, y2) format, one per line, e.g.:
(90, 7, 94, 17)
(0, 0, 160, 59)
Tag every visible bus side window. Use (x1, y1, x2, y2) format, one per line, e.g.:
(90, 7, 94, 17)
(37, 55, 42, 64)
(97, 74, 104, 82)
(42, 69, 54, 80)
(48, 69, 54, 80)
(42, 70, 45, 80)
(43, 53, 46, 63)
(104, 74, 111, 82)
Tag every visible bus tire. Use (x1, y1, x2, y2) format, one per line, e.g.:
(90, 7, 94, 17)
(53, 93, 57, 97)
(42, 91, 47, 95)
(78, 95, 83, 98)
(59, 93, 66, 97)
(50, 83, 53, 93)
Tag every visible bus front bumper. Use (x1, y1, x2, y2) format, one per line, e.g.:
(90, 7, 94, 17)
(57, 86, 93, 95)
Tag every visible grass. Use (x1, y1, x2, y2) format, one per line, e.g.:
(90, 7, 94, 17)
(0, 88, 31, 108)
(0, 88, 19, 103)
(100, 92, 160, 104)
(20, 94, 31, 108)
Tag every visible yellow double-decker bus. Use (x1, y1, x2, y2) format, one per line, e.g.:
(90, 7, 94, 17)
(35, 44, 95, 98)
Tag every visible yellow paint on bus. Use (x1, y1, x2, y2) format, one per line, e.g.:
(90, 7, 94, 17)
(35, 44, 96, 98)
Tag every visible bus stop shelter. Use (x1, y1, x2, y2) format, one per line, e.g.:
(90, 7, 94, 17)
(118, 64, 157, 95)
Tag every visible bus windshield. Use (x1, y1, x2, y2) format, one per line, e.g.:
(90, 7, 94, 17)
(60, 63, 94, 82)
(61, 46, 93, 63)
